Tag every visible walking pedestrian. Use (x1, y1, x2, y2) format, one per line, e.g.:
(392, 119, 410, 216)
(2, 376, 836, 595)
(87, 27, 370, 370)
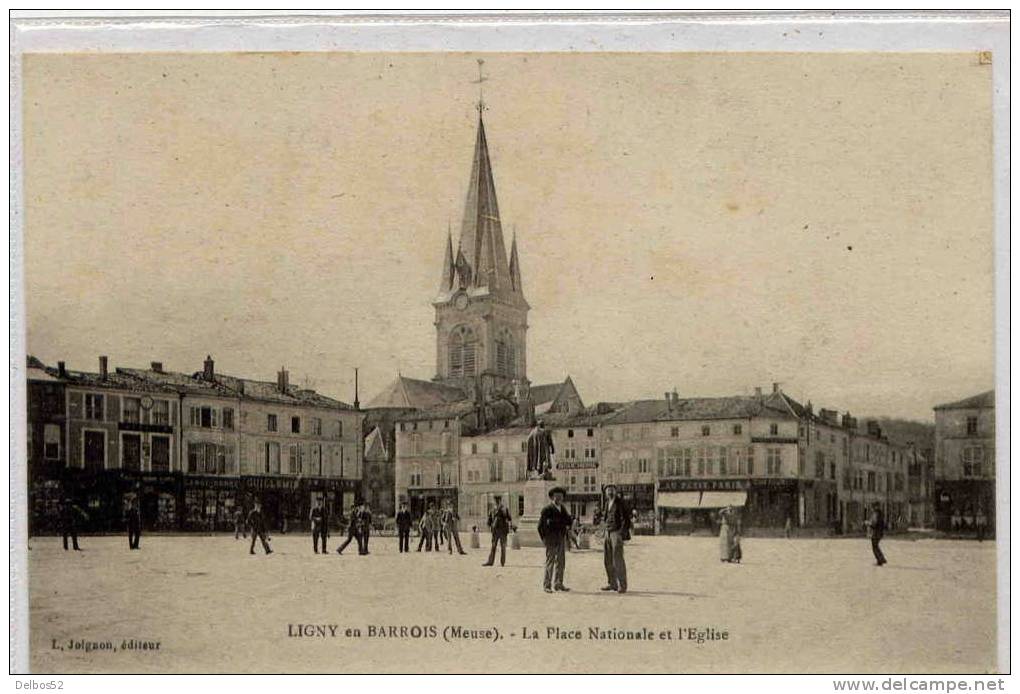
(336, 504, 363, 555)
(441, 499, 467, 555)
(126, 499, 142, 550)
(976, 509, 988, 542)
(538, 486, 573, 593)
(416, 504, 434, 552)
(784, 515, 792, 539)
(482, 496, 513, 567)
(310, 500, 329, 554)
(600, 484, 629, 593)
(247, 501, 272, 555)
(59, 497, 86, 552)
(396, 502, 412, 553)
(865, 502, 887, 566)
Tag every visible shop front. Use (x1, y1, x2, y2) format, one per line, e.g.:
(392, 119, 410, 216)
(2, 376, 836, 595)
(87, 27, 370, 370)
(657, 478, 797, 534)
(121, 470, 182, 531)
(407, 486, 459, 521)
(565, 492, 601, 525)
(934, 480, 995, 535)
(183, 475, 242, 532)
(614, 483, 656, 535)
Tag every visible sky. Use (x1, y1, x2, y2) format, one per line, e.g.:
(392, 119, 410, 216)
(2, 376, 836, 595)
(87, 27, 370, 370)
(21, 52, 995, 421)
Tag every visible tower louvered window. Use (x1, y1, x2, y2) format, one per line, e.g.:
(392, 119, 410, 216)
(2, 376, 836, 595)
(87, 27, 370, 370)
(495, 329, 516, 377)
(449, 326, 478, 378)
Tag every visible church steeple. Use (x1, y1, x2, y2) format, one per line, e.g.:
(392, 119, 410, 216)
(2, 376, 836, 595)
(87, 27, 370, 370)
(438, 225, 455, 294)
(509, 230, 524, 297)
(457, 111, 512, 297)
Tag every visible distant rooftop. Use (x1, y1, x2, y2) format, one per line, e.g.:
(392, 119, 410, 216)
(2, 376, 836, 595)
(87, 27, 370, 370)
(934, 390, 995, 411)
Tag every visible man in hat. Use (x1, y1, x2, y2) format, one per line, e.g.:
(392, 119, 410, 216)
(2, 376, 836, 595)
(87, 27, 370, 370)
(526, 420, 556, 479)
(309, 499, 329, 554)
(865, 502, 887, 566)
(600, 484, 629, 593)
(483, 496, 513, 567)
(247, 501, 272, 555)
(395, 502, 413, 553)
(538, 486, 573, 593)
(60, 497, 87, 552)
(441, 499, 467, 555)
(357, 503, 373, 555)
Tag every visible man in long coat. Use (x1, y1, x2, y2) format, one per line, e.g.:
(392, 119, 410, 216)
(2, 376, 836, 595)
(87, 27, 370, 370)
(483, 496, 513, 567)
(865, 502, 887, 566)
(538, 486, 573, 593)
(600, 484, 629, 593)
(526, 420, 556, 478)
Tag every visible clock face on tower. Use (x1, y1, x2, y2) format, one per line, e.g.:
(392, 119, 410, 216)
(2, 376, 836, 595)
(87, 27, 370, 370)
(454, 294, 469, 310)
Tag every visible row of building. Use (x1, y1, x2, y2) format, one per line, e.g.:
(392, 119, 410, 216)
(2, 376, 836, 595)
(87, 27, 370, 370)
(25, 103, 996, 537)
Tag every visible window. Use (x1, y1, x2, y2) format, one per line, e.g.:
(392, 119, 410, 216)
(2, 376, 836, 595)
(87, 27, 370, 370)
(962, 447, 984, 477)
(567, 429, 574, 438)
(151, 435, 170, 472)
(492, 442, 499, 454)
(122, 397, 141, 424)
(867, 471, 876, 492)
(830, 461, 836, 480)
(701, 425, 710, 437)
(410, 466, 422, 487)
(733, 424, 742, 435)
(638, 458, 650, 474)
(495, 330, 515, 377)
(85, 393, 104, 420)
(265, 441, 280, 474)
(288, 445, 301, 474)
(766, 448, 782, 476)
(731, 446, 745, 474)
(584, 447, 596, 459)
(223, 408, 234, 431)
(449, 325, 478, 377)
(310, 444, 322, 475)
(152, 399, 170, 425)
(696, 447, 706, 476)
(815, 452, 825, 479)
(291, 416, 301, 434)
(670, 426, 680, 438)
(337, 420, 343, 438)
(746, 447, 754, 475)
(43, 424, 60, 459)
(520, 441, 527, 453)
(966, 416, 978, 436)
(398, 422, 404, 433)
(312, 417, 322, 436)
(267, 414, 278, 432)
(188, 442, 233, 475)
(769, 423, 779, 436)
(444, 420, 450, 429)
(471, 443, 478, 455)
(587, 428, 594, 437)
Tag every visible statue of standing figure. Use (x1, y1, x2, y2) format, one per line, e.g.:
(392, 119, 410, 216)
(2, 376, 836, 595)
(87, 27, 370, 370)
(526, 419, 556, 480)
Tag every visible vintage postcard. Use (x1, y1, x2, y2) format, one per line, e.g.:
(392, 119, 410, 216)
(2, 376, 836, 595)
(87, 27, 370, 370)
(9, 13, 1009, 677)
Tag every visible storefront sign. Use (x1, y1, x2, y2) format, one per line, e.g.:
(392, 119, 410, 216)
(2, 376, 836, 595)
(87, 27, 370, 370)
(658, 478, 798, 492)
(556, 461, 598, 470)
(187, 475, 241, 490)
(118, 422, 174, 434)
(241, 476, 300, 491)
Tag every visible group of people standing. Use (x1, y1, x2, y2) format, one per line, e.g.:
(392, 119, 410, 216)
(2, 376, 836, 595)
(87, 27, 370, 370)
(408, 500, 467, 555)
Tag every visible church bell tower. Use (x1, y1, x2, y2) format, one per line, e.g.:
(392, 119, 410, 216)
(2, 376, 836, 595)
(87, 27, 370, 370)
(433, 94, 529, 401)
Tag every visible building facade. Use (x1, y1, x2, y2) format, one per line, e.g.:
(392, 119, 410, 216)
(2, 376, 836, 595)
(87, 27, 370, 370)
(26, 355, 364, 534)
(933, 391, 995, 534)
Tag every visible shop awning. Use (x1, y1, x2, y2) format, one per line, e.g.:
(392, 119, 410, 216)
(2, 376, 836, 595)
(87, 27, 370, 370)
(657, 491, 703, 508)
(699, 491, 747, 508)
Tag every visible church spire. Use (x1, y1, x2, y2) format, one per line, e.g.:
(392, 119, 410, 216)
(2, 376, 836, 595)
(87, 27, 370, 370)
(438, 224, 455, 294)
(509, 229, 524, 296)
(457, 107, 511, 296)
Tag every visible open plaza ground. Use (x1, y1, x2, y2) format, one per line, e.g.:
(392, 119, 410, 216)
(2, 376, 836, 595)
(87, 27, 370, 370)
(26, 532, 997, 674)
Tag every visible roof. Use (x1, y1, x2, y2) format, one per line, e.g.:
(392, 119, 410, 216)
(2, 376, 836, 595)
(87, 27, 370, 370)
(600, 395, 799, 426)
(934, 390, 995, 411)
(396, 399, 479, 422)
(365, 375, 465, 410)
(56, 368, 179, 394)
(364, 426, 388, 460)
(118, 367, 353, 410)
(27, 366, 62, 383)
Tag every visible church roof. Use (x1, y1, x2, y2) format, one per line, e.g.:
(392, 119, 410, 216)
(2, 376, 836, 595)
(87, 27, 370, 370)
(364, 426, 388, 460)
(364, 375, 466, 410)
(934, 390, 995, 411)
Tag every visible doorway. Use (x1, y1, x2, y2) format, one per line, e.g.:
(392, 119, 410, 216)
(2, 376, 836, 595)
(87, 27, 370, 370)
(84, 430, 105, 470)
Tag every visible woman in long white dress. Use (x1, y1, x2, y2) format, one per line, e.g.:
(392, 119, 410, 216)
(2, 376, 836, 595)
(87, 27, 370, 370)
(718, 507, 736, 562)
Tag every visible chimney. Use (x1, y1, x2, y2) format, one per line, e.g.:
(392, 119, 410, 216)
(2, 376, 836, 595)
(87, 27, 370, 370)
(805, 401, 813, 416)
(671, 388, 679, 407)
(57, 361, 67, 378)
(99, 355, 108, 380)
(150, 361, 163, 373)
(354, 367, 360, 410)
(772, 382, 780, 394)
(754, 386, 762, 398)
(820, 408, 837, 425)
(277, 367, 289, 393)
(866, 420, 881, 437)
(203, 355, 215, 381)
(842, 412, 857, 430)
(664, 392, 672, 411)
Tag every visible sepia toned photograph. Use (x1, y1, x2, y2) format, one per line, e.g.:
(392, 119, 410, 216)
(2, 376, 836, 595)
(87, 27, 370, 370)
(10, 12, 1009, 678)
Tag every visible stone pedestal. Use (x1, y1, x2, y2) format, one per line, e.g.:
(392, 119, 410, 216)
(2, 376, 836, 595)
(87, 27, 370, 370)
(514, 478, 557, 547)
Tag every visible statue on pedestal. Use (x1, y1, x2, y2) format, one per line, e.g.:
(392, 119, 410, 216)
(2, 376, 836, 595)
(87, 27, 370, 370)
(526, 419, 556, 480)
